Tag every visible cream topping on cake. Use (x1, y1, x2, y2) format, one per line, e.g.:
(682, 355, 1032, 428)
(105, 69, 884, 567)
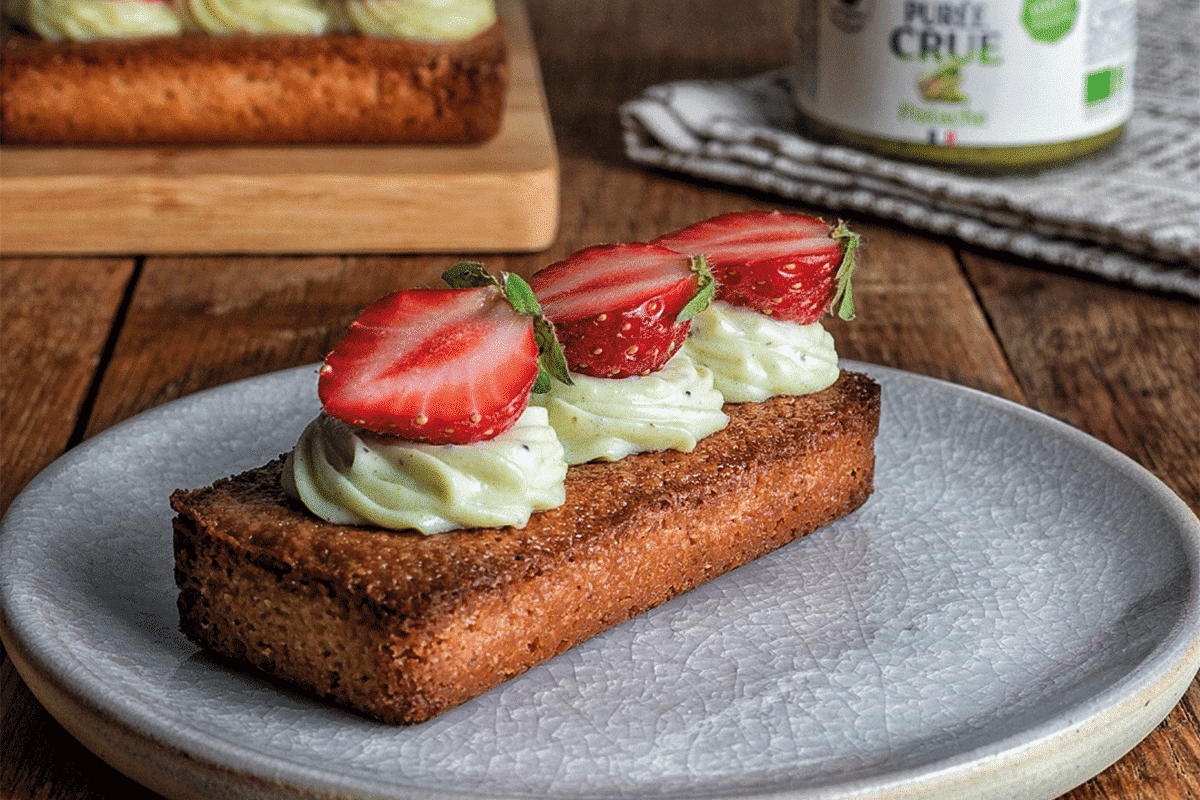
(529, 351, 728, 465)
(342, 0, 495, 41)
(282, 406, 567, 535)
(178, 0, 333, 35)
(13, 0, 184, 40)
(8, 0, 496, 38)
(681, 300, 840, 403)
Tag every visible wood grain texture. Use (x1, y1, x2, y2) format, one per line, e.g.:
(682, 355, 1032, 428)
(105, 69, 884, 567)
(1, 0, 1196, 797)
(0, 0, 558, 255)
(0, 258, 134, 510)
(962, 254, 1199, 510)
(1, 661, 160, 800)
(0, 256, 144, 800)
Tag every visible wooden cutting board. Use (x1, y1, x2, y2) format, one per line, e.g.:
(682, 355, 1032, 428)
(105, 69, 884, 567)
(0, 0, 558, 255)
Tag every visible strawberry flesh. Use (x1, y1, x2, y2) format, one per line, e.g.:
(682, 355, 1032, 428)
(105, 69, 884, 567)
(529, 243, 707, 379)
(653, 210, 854, 324)
(318, 285, 539, 444)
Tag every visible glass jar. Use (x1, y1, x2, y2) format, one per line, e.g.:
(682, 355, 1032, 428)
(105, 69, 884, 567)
(792, 0, 1137, 172)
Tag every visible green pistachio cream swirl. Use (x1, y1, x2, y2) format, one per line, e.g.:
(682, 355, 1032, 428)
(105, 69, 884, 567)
(681, 300, 840, 403)
(345, 0, 496, 41)
(178, 0, 333, 35)
(12, 0, 184, 40)
(8, 0, 497, 39)
(530, 351, 728, 465)
(283, 406, 568, 535)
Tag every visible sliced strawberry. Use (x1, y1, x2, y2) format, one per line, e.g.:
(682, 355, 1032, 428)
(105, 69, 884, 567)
(652, 210, 859, 324)
(528, 243, 714, 378)
(317, 283, 540, 445)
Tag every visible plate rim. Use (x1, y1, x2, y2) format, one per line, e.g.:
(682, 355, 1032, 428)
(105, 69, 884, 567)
(3, 361, 1199, 800)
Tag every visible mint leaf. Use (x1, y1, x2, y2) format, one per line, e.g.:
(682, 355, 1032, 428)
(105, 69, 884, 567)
(502, 272, 542, 317)
(677, 255, 717, 323)
(504, 274, 573, 391)
(441, 261, 499, 289)
(830, 221, 860, 321)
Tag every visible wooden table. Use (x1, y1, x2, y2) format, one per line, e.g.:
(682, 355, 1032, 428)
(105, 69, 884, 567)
(2, 2, 1197, 798)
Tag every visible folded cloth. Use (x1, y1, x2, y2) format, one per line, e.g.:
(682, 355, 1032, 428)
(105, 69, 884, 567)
(620, 0, 1199, 298)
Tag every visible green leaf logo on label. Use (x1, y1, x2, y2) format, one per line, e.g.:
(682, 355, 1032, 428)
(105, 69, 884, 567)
(1022, 0, 1078, 43)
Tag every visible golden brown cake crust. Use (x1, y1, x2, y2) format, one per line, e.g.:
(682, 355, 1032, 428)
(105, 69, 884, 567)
(172, 371, 881, 724)
(0, 25, 508, 144)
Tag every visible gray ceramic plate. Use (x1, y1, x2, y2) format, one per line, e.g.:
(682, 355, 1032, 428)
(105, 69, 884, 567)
(2, 363, 1198, 800)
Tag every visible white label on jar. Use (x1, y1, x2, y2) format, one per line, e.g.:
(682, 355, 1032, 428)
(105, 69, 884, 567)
(793, 0, 1136, 147)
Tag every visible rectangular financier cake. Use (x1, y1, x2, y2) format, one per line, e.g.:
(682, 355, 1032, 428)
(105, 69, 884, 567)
(0, 25, 508, 145)
(171, 371, 880, 724)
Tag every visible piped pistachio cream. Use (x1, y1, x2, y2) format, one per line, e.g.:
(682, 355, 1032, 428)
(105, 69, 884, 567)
(345, 0, 496, 41)
(283, 405, 567, 535)
(179, 0, 333, 35)
(283, 286, 842, 534)
(13, 0, 184, 41)
(7, 0, 496, 39)
(530, 350, 729, 465)
(283, 299, 841, 530)
(681, 300, 840, 403)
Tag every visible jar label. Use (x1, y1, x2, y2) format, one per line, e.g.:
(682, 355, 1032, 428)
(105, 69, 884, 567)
(793, 0, 1136, 148)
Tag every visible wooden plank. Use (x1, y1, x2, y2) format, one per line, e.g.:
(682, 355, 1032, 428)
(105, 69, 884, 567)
(0, 662, 159, 800)
(0, 257, 134, 512)
(0, 0, 558, 256)
(1, 256, 141, 800)
(962, 254, 1198, 511)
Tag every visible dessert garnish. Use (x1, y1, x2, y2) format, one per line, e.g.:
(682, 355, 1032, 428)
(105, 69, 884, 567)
(528, 243, 715, 378)
(8, 0, 500, 40)
(652, 210, 859, 324)
(179, 0, 334, 36)
(345, 0, 498, 41)
(525, 242, 725, 463)
(286, 263, 571, 533)
(653, 211, 860, 402)
(317, 262, 569, 445)
(13, 0, 186, 40)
